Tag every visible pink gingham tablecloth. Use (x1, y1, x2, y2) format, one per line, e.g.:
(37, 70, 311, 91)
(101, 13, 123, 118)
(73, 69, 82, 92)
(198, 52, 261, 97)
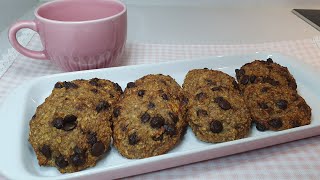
(1, 34, 320, 179)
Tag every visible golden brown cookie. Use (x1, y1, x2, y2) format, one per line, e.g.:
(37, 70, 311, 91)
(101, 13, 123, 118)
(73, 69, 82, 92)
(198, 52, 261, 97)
(235, 58, 297, 92)
(243, 83, 311, 131)
(112, 74, 187, 159)
(29, 78, 122, 173)
(183, 69, 251, 143)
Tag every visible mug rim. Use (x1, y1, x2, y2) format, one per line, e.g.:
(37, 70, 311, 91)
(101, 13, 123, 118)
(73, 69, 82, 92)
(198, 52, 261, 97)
(34, 0, 126, 24)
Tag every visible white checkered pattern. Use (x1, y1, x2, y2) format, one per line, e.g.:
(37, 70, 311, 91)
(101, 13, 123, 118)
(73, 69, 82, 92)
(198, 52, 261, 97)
(1, 34, 320, 179)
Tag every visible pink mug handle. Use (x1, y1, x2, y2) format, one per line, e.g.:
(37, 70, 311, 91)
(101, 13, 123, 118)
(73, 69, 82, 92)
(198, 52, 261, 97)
(8, 21, 47, 60)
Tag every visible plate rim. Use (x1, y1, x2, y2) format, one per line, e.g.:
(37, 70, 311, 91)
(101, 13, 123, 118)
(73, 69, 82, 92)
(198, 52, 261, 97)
(0, 52, 319, 179)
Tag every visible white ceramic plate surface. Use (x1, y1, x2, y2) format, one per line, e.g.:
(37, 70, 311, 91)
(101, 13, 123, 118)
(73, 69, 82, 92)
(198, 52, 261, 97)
(0, 52, 319, 180)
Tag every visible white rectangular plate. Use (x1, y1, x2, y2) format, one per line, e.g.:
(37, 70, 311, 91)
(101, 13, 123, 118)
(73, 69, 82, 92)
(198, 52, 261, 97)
(0, 52, 319, 180)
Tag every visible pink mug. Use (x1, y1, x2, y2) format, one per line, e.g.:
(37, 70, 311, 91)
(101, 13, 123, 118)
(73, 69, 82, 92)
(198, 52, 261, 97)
(8, 0, 127, 71)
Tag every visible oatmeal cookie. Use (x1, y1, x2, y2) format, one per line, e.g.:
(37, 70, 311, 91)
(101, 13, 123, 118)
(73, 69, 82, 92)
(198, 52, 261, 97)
(243, 83, 311, 131)
(113, 74, 187, 159)
(183, 69, 251, 143)
(235, 58, 297, 91)
(29, 78, 122, 173)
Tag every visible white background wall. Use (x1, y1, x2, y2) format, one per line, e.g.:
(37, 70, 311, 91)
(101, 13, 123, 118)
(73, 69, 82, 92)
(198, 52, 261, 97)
(0, 0, 319, 44)
(0, 0, 38, 31)
(38, 0, 320, 8)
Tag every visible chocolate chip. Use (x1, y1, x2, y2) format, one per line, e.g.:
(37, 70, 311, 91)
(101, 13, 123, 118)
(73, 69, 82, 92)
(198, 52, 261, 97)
(205, 79, 216, 86)
(150, 116, 165, 129)
(62, 122, 77, 131)
(271, 80, 280, 86)
(256, 122, 268, 131)
(266, 58, 273, 63)
(96, 101, 110, 113)
(87, 132, 97, 146)
(91, 89, 98, 93)
(241, 75, 250, 85)
(219, 100, 231, 110)
(259, 102, 269, 109)
(141, 112, 151, 123)
(91, 141, 105, 157)
(268, 118, 283, 128)
(203, 67, 208, 70)
(152, 134, 164, 141)
(64, 115, 77, 123)
(63, 81, 78, 89)
(113, 82, 123, 93)
(73, 146, 85, 154)
(128, 132, 139, 145)
(211, 86, 222, 91)
(162, 93, 169, 100)
(235, 69, 240, 75)
(148, 102, 155, 109)
(214, 96, 224, 103)
(276, 99, 288, 110)
(210, 120, 223, 133)
(235, 72, 240, 79)
(181, 96, 189, 105)
(216, 98, 231, 110)
(138, 90, 145, 97)
(168, 112, 179, 124)
(32, 114, 36, 119)
(249, 75, 256, 83)
(54, 82, 64, 88)
(291, 120, 301, 128)
(262, 77, 269, 83)
(40, 145, 51, 159)
(232, 80, 240, 90)
(113, 107, 121, 117)
(235, 69, 245, 78)
(89, 78, 99, 86)
(197, 109, 208, 117)
(52, 117, 64, 129)
(164, 124, 177, 136)
(261, 87, 269, 93)
(70, 153, 85, 166)
(126, 82, 136, 88)
(195, 92, 207, 101)
(263, 77, 279, 86)
(55, 155, 69, 168)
